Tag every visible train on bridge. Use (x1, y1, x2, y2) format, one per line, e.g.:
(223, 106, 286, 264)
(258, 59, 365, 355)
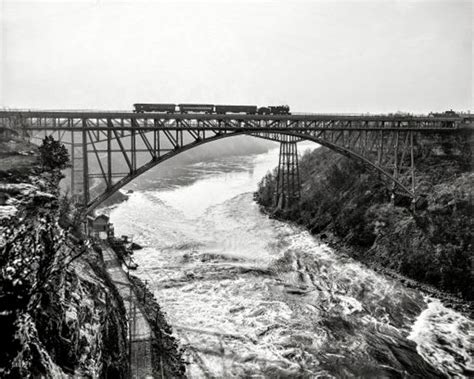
(133, 103, 291, 115)
(428, 110, 459, 117)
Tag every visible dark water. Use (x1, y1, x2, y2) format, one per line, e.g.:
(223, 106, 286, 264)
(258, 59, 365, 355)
(108, 146, 473, 378)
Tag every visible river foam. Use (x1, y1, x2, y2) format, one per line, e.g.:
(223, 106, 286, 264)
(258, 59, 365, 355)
(409, 298, 474, 377)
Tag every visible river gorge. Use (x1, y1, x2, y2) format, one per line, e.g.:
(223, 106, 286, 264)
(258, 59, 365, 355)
(107, 142, 472, 378)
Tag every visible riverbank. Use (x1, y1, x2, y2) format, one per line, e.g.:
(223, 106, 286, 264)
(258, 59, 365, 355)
(320, 231, 473, 316)
(255, 132, 473, 307)
(266, 218, 472, 317)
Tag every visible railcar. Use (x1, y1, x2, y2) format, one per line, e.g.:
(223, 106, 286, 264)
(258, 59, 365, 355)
(133, 103, 176, 113)
(257, 107, 271, 115)
(178, 104, 215, 114)
(215, 105, 258, 114)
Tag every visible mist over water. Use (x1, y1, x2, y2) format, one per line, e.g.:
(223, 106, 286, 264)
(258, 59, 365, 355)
(109, 146, 473, 378)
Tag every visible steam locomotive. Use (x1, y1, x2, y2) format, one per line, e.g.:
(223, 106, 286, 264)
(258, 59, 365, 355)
(428, 110, 459, 117)
(133, 103, 291, 115)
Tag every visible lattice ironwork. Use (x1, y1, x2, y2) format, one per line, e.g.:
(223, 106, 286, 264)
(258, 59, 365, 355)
(275, 136, 301, 210)
(0, 110, 470, 213)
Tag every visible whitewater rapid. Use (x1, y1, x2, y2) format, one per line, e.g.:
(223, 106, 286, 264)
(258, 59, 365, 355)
(108, 146, 473, 378)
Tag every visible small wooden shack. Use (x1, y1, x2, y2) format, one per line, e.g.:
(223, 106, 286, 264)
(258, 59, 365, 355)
(92, 214, 109, 231)
(89, 214, 114, 240)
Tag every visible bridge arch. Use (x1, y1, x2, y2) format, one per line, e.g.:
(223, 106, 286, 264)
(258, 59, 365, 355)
(87, 131, 250, 212)
(85, 129, 414, 214)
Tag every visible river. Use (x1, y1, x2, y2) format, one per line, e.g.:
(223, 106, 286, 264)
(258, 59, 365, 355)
(108, 142, 472, 378)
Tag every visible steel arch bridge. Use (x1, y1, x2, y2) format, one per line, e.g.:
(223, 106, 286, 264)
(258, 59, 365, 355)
(0, 110, 471, 213)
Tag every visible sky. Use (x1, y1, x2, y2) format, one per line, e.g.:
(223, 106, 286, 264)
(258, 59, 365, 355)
(1, 0, 472, 114)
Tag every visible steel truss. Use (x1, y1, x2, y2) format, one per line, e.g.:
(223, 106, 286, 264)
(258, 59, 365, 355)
(0, 111, 470, 213)
(275, 136, 301, 210)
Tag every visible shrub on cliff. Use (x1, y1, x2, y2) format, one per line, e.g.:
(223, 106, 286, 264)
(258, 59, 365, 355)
(39, 136, 69, 170)
(255, 170, 277, 207)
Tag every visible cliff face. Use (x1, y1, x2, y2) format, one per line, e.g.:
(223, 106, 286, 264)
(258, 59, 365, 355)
(0, 137, 128, 377)
(255, 131, 473, 301)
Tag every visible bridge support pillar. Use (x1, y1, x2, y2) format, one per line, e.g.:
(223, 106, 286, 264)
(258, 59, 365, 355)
(67, 124, 89, 209)
(275, 137, 301, 210)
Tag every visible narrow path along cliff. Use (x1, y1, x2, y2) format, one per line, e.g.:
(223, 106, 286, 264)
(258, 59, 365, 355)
(102, 243, 154, 379)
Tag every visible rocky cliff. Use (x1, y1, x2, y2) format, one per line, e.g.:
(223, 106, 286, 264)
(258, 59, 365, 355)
(0, 136, 129, 377)
(255, 130, 473, 303)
